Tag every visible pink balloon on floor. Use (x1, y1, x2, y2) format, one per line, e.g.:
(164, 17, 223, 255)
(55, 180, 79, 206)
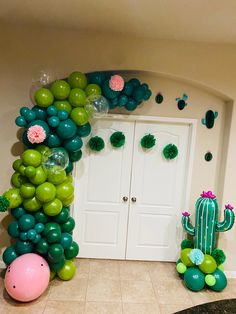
(5, 253, 50, 302)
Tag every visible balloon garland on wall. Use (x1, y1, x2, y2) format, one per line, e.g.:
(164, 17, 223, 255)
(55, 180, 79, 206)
(0, 70, 152, 301)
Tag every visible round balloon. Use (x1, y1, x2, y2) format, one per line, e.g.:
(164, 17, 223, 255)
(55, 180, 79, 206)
(184, 267, 205, 292)
(210, 269, 227, 291)
(180, 248, 194, 267)
(34, 88, 54, 108)
(70, 107, 89, 126)
(68, 88, 87, 107)
(50, 80, 71, 100)
(42, 147, 69, 171)
(199, 255, 217, 274)
(3, 246, 18, 265)
(57, 260, 76, 281)
(85, 95, 109, 117)
(68, 71, 87, 89)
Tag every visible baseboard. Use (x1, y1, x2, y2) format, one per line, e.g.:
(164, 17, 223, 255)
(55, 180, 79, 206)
(225, 271, 236, 279)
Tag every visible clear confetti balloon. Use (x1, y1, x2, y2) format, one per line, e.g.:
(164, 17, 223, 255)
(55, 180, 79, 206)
(42, 148, 69, 171)
(85, 95, 109, 117)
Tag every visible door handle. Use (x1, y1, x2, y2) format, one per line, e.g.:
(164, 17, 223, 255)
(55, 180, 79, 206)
(131, 197, 136, 203)
(123, 196, 128, 202)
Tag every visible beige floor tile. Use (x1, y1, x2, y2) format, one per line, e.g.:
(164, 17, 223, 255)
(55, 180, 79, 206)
(44, 300, 85, 314)
(86, 278, 121, 302)
(48, 278, 88, 302)
(187, 289, 214, 305)
(74, 258, 90, 279)
(121, 280, 156, 303)
(90, 259, 120, 280)
(120, 261, 151, 281)
(123, 302, 160, 314)
(159, 303, 193, 314)
(153, 279, 193, 306)
(148, 262, 179, 283)
(85, 301, 122, 314)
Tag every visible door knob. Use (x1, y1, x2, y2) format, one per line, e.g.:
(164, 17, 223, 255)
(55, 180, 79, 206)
(123, 196, 128, 202)
(131, 197, 136, 203)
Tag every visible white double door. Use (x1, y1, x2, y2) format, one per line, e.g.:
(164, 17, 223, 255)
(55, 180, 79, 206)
(73, 117, 191, 261)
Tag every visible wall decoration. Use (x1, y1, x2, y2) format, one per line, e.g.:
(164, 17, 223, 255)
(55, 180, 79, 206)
(177, 191, 235, 292)
(88, 136, 105, 152)
(155, 93, 164, 104)
(176, 93, 188, 110)
(163, 144, 178, 159)
(110, 131, 125, 148)
(205, 151, 213, 162)
(202, 110, 218, 129)
(140, 134, 156, 149)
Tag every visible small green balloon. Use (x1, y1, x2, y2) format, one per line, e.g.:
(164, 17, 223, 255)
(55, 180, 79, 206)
(57, 260, 76, 281)
(27, 229, 37, 241)
(43, 198, 63, 216)
(205, 274, 216, 286)
(70, 107, 89, 126)
(61, 217, 75, 233)
(23, 196, 42, 212)
(35, 88, 54, 108)
(18, 214, 35, 231)
(29, 166, 47, 185)
(53, 207, 69, 224)
(199, 254, 217, 274)
(56, 182, 74, 201)
(68, 71, 87, 89)
(211, 269, 227, 291)
(8, 221, 20, 238)
(50, 256, 66, 272)
(12, 159, 22, 171)
(15, 240, 33, 254)
(180, 248, 194, 267)
(24, 166, 36, 178)
(11, 172, 28, 188)
(20, 183, 36, 198)
(51, 80, 71, 100)
(36, 182, 56, 203)
(60, 233, 73, 249)
(218, 264, 224, 271)
(11, 206, 26, 219)
(47, 229, 62, 244)
(21, 149, 42, 167)
(35, 210, 50, 224)
(69, 88, 87, 107)
(176, 262, 187, 274)
(43, 222, 61, 237)
(54, 100, 72, 113)
(47, 168, 67, 185)
(48, 244, 64, 263)
(3, 246, 18, 265)
(64, 241, 79, 259)
(85, 84, 101, 96)
(36, 238, 50, 255)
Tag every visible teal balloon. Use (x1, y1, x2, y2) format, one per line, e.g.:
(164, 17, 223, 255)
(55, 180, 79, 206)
(87, 72, 106, 85)
(47, 105, 58, 116)
(77, 123, 91, 137)
(48, 116, 60, 128)
(64, 135, 83, 153)
(56, 119, 77, 140)
(7, 221, 20, 238)
(64, 241, 79, 259)
(69, 150, 82, 162)
(35, 210, 49, 224)
(184, 267, 205, 291)
(125, 99, 138, 111)
(118, 95, 128, 106)
(133, 86, 146, 102)
(27, 229, 37, 240)
(45, 133, 62, 147)
(19, 232, 28, 241)
(123, 81, 133, 96)
(15, 240, 33, 254)
(20, 107, 30, 116)
(53, 207, 69, 224)
(28, 120, 50, 137)
(36, 238, 50, 254)
(109, 97, 118, 109)
(32, 106, 47, 120)
(129, 78, 140, 88)
(102, 79, 120, 99)
(24, 110, 36, 122)
(65, 161, 74, 174)
(32, 234, 41, 244)
(144, 89, 152, 100)
(15, 116, 27, 127)
(60, 233, 73, 249)
(211, 269, 227, 291)
(3, 246, 18, 265)
(34, 222, 45, 234)
(18, 214, 35, 231)
(57, 110, 69, 121)
(50, 256, 66, 272)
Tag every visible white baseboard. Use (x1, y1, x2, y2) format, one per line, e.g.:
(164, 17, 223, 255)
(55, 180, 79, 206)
(225, 271, 236, 279)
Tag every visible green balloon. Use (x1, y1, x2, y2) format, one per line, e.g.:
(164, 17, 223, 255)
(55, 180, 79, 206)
(51, 80, 71, 100)
(3, 246, 18, 265)
(180, 248, 194, 267)
(205, 274, 216, 286)
(64, 241, 79, 259)
(199, 254, 217, 274)
(35, 88, 54, 108)
(24, 166, 36, 178)
(35, 210, 49, 224)
(11, 172, 28, 188)
(68, 71, 87, 89)
(21, 149, 42, 167)
(12, 159, 22, 171)
(36, 238, 50, 254)
(68, 88, 87, 107)
(61, 217, 75, 233)
(211, 269, 227, 291)
(11, 206, 26, 219)
(176, 262, 187, 274)
(19, 232, 28, 241)
(54, 100, 72, 113)
(56, 182, 74, 201)
(34, 222, 45, 234)
(20, 183, 36, 198)
(62, 195, 74, 207)
(48, 244, 64, 263)
(184, 267, 205, 291)
(53, 207, 69, 224)
(15, 240, 33, 254)
(43, 222, 61, 237)
(77, 123, 91, 138)
(18, 165, 26, 176)
(27, 229, 37, 241)
(36, 182, 56, 202)
(85, 84, 101, 96)
(23, 196, 42, 212)
(3, 188, 22, 209)
(29, 166, 47, 185)
(18, 214, 35, 231)
(36, 145, 51, 156)
(69, 150, 82, 162)
(218, 264, 224, 272)
(50, 270, 56, 281)
(70, 107, 89, 126)
(47, 168, 67, 185)
(47, 229, 62, 244)
(50, 256, 66, 272)
(60, 233, 73, 249)
(43, 198, 63, 216)
(57, 260, 76, 281)
(8, 221, 20, 238)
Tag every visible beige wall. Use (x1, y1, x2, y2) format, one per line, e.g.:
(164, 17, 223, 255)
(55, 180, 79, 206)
(0, 25, 236, 270)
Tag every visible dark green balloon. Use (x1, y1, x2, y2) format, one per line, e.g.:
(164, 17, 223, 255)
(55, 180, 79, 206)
(11, 206, 26, 219)
(65, 161, 73, 174)
(69, 150, 82, 162)
(211, 269, 227, 291)
(34, 222, 45, 234)
(49, 255, 66, 272)
(184, 267, 205, 292)
(3, 246, 18, 265)
(60, 232, 73, 249)
(53, 207, 69, 224)
(15, 240, 33, 254)
(43, 222, 61, 237)
(47, 229, 62, 244)
(48, 244, 64, 263)
(35, 210, 50, 224)
(64, 241, 79, 259)
(8, 221, 20, 238)
(19, 232, 28, 241)
(32, 234, 41, 244)
(18, 214, 35, 231)
(61, 217, 75, 232)
(77, 123, 91, 138)
(36, 238, 50, 254)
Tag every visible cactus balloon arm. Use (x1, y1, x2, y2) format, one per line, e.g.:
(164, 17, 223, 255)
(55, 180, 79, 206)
(182, 215, 195, 236)
(216, 208, 235, 232)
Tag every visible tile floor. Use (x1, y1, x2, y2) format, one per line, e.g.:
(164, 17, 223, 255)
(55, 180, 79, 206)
(0, 258, 236, 314)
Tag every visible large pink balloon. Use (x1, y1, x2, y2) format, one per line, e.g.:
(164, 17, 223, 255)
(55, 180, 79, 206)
(5, 253, 50, 302)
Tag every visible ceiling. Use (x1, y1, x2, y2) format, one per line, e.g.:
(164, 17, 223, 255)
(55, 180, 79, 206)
(1, 0, 236, 44)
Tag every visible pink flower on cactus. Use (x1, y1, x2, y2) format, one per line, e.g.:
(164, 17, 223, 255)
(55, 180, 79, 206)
(27, 125, 46, 144)
(182, 211, 190, 217)
(109, 75, 124, 91)
(200, 191, 216, 199)
(225, 204, 234, 210)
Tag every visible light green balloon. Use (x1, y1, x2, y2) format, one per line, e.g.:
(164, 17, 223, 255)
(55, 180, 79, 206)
(70, 107, 89, 126)
(43, 198, 63, 216)
(218, 264, 224, 272)
(57, 260, 76, 281)
(68, 88, 87, 107)
(176, 262, 187, 274)
(205, 274, 216, 286)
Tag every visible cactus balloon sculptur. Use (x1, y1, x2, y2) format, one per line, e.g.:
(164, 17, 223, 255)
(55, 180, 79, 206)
(176, 191, 235, 292)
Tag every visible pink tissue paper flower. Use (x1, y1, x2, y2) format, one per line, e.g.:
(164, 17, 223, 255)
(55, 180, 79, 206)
(109, 75, 124, 91)
(27, 125, 46, 144)
(182, 211, 190, 217)
(225, 204, 234, 210)
(200, 191, 216, 199)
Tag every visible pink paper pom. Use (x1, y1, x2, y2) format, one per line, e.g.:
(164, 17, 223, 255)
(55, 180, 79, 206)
(109, 75, 124, 91)
(200, 191, 216, 199)
(27, 125, 46, 144)
(225, 204, 234, 210)
(182, 211, 190, 217)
